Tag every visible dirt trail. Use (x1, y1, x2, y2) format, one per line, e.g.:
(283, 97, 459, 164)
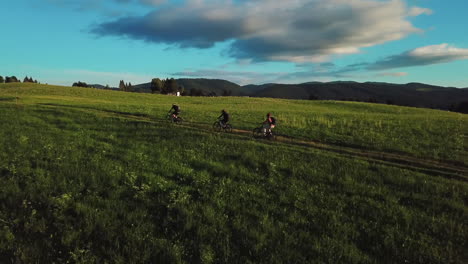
(189, 123, 467, 182)
(39, 103, 468, 182)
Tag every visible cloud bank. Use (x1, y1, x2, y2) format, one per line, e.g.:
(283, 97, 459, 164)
(91, 0, 431, 63)
(173, 43, 468, 84)
(173, 69, 287, 85)
(46, 0, 166, 14)
(368, 44, 468, 70)
(375, 72, 408, 77)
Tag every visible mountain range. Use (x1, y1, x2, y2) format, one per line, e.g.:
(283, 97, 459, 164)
(97, 79, 468, 112)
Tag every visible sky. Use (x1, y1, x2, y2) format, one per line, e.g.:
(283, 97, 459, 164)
(1, 0, 468, 87)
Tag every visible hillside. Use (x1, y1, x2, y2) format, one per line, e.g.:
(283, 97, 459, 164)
(178, 78, 245, 96)
(248, 81, 468, 110)
(132, 78, 245, 95)
(1, 83, 467, 263)
(127, 78, 468, 111)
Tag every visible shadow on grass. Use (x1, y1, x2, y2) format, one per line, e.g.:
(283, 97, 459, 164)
(38, 103, 155, 119)
(35, 102, 468, 178)
(0, 97, 15, 102)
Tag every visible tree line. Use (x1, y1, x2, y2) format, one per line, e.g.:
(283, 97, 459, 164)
(449, 101, 468, 114)
(70, 77, 234, 97)
(119, 80, 133, 92)
(72, 81, 90, 88)
(72, 80, 134, 91)
(0, 76, 38, 83)
(149, 78, 232, 96)
(150, 78, 185, 95)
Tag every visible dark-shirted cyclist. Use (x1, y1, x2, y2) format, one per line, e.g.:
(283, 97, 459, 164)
(263, 113, 276, 135)
(168, 104, 180, 120)
(218, 109, 230, 128)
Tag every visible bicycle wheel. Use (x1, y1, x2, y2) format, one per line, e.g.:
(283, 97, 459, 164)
(213, 121, 222, 132)
(175, 117, 183, 123)
(224, 124, 233, 133)
(252, 127, 263, 138)
(266, 132, 276, 141)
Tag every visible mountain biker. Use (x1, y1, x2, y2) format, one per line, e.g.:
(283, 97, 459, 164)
(168, 104, 180, 119)
(263, 113, 276, 135)
(218, 109, 230, 128)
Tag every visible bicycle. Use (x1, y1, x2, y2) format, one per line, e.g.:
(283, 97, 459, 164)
(166, 113, 183, 123)
(213, 120, 232, 133)
(252, 125, 275, 140)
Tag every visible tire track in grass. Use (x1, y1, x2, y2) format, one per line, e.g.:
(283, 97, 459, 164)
(206, 127, 468, 182)
(38, 103, 468, 182)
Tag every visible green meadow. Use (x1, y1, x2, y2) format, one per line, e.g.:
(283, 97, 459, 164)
(0, 83, 467, 263)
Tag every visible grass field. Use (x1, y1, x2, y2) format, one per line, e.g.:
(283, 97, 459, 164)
(0, 83, 467, 263)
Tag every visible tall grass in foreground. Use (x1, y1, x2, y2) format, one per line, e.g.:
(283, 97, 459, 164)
(0, 103, 467, 263)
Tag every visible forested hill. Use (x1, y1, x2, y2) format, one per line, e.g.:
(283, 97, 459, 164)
(125, 78, 468, 111)
(132, 78, 245, 96)
(248, 81, 468, 110)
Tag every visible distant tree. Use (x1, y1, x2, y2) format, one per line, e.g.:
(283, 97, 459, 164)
(171, 79, 179, 93)
(454, 101, 468, 114)
(222, 89, 232, 96)
(160, 79, 168, 94)
(127, 82, 132, 92)
(308, 94, 319, 100)
(72, 81, 89, 87)
(163, 78, 178, 94)
(386, 99, 394, 105)
(150, 78, 163, 94)
(178, 85, 185, 95)
(190, 88, 204, 96)
(23, 76, 34, 83)
(119, 80, 126, 91)
(5, 76, 19, 83)
(208, 91, 217, 97)
(0, 76, 4, 83)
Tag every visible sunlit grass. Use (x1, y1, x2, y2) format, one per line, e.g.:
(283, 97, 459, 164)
(1, 83, 466, 163)
(0, 83, 467, 263)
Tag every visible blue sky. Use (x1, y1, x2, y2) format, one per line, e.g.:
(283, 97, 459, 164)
(1, 0, 467, 87)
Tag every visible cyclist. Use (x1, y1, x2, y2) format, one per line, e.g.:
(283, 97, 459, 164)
(218, 109, 230, 128)
(263, 113, 276, 136)
(168, 104, 180, 120)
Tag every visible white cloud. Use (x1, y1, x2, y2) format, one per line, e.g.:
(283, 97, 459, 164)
(376, 72, 408, 77)
(92, 0, 432, 63)
(179, 44, 468, 84)
(369, 44, 468, 70)
(139, 0, 166, 6)
(173, 68, 287, 85)
(408, 7, 433, 16)
(409, 43, 468, 58)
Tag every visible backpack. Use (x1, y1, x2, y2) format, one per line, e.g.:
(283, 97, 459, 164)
(270, 117, 276, 125)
